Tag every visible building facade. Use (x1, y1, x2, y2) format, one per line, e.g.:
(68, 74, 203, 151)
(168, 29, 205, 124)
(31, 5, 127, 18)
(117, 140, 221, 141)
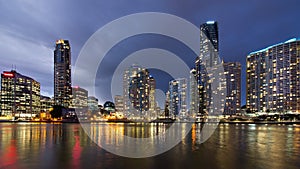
(71, 86, 88, 120)
(168, 78, 187, 117)
(164, 91, 171, 117)
(123, 65, 154, 119)
(1, 70, 40, 119)
(246, 38, 300, 113)
(195, 21, 225, 115)
(54, 39, 72, 108)
(103, 101, 115, 114)
(72, 86, 88, 109)
(114, 95, 124, 113)
(40, 95, 53, 113)
(189, 68, 198, 116)
(149, 76, 156, 118)
(88, 96, 99, 112)
(123, 65, 138, 115)
(129, 67, 150, 115)
(224, 62, 241, 115)
(199, 21, 219, 67)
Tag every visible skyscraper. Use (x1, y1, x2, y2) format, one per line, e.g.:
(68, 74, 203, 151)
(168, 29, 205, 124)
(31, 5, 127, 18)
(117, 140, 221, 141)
(247, 38, 300, 113)
(123, 65, 154, 119)
(54, 39, 72, 108)
(168, 78, 187, 117)
(189, 68, 198, 115)
(195, 21, 223, 115)
(1, 70, 40, 119)
(224, 62, 241, 115)
(199, 21, 219, 67)
(123, 65, 139, 115)
(129, 68, 150, 113)
(149, 76, 156, 118)
(195, 58, 208, 115)
(164, 91, 170, 117)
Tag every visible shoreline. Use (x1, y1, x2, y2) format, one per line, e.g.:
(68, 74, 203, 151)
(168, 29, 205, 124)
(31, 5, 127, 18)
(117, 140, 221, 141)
(1, 120, 300, 125)
(218, 121, 300, 125)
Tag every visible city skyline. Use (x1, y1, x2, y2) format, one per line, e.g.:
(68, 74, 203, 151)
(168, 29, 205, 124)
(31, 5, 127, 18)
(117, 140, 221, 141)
(1, 2, 300, 168)
(0, 1, 300, 105)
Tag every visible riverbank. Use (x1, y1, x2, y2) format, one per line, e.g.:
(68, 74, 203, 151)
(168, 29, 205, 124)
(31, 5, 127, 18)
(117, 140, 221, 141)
(1, 119, 300, 125)
(218, 120, 300, 125)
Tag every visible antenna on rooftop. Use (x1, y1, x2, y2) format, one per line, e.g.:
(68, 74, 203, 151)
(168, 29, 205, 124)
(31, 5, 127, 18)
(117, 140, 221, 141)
(11, 65, 17, 71)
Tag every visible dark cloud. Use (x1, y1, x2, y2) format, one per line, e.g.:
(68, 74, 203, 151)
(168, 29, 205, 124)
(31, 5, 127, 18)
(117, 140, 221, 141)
(0, 0, 299, 105)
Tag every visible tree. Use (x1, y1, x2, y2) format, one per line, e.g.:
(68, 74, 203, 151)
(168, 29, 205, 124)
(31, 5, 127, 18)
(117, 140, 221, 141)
(50, 105, 64, 118)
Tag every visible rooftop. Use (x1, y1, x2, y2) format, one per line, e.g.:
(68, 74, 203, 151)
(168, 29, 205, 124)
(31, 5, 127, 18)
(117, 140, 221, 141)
(249, 38, 300, 55)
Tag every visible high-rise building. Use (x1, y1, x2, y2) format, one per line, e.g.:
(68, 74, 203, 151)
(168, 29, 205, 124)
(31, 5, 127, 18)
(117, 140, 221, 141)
(195, 21, 224, 115)
(40, 95, 53, 113)
(114, 95, 124, 113)
(123, 65, 153, 119)
(123, 65, 139, 115)
(129, 68, 150, 113)
(224, 62, 241, 115)
(71, 86, 88, 109)
(247, 38, 300, 113)
(168, 78, 187, 117)
(189, 68, 198, 115)
(149, 76, 156, 118)
(88, 96, 99, 112)
(195, 58, 208, 115)
(54, 39, 72, 108)
(71, 86, 88, 120)
(164, 91, 170, 117)
(1, 70, 40, 119)
(199, 21, 219, 67)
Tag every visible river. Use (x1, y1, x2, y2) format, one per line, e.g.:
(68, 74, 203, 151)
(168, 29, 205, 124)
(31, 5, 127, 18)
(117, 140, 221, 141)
(0, 122, 299, 169)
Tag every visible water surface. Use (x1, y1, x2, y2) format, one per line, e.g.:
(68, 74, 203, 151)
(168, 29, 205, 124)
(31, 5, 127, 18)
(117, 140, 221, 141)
(0, 123, 299, 169)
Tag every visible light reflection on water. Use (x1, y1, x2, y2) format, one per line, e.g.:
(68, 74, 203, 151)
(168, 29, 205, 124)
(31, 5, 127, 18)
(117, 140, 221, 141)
(85, 123, 193, 158)
(0, 123, 299, 169)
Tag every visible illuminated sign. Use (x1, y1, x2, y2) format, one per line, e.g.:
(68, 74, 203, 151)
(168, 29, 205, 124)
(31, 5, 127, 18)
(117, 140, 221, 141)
(56, 39, 65, 44)
(3, 72, 15, 78)
(206, 21, 215, 24)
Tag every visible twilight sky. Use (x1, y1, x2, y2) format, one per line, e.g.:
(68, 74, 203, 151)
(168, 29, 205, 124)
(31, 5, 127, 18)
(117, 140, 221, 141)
(0, 0, 300, 105)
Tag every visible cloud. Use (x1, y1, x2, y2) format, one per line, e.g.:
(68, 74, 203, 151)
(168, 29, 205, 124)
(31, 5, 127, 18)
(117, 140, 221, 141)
(0, 27, 54, 96)
(0, 0, 300, 104)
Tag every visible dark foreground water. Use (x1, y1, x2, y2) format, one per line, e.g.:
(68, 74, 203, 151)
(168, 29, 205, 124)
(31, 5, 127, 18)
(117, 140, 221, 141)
(0, 122, 299, 169)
